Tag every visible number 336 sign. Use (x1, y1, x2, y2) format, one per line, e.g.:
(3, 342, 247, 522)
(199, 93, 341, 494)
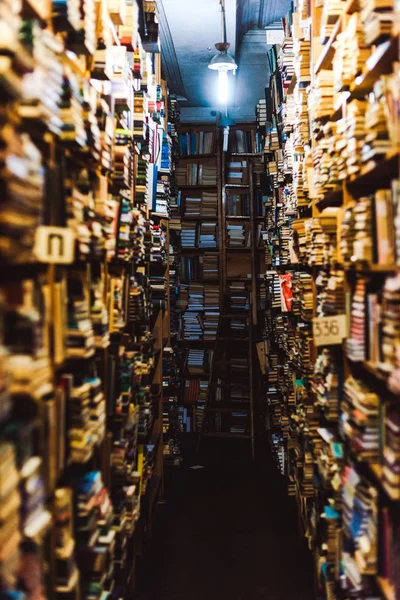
(312, 315, 347, 346)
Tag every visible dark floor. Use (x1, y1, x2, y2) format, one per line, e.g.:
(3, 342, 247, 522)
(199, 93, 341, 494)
(137, 436, 316, 600)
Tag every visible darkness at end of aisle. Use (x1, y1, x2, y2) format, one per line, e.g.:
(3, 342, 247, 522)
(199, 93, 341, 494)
(137, 436, 316, 600)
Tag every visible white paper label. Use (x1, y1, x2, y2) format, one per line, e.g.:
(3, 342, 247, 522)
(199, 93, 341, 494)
(34, 226, 75, 264)
(312, 314, 347, 346)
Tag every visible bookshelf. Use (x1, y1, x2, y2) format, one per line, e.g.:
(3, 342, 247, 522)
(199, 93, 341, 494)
(196, 123, 266, 458)
(257, 0, 400, 598)
(0, 1, 181, 598)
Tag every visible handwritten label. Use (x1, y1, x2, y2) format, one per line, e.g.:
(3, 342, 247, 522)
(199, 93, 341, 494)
(312, 314, 347, 346)
(34, 226, 75, 264)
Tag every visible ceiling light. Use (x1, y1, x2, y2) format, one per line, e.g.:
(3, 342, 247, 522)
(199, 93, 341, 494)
(207, 0, 237, 106)
(208, 42, 237, 73)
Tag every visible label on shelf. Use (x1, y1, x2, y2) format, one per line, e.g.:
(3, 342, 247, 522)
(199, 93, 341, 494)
(34, 226, 75, 264)
(312, 314, 347, 346)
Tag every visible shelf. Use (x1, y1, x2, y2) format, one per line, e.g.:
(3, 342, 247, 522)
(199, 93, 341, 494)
(179, 185, 218, 190)
(349, 263, 399, 274)
(376, 577, 396, 600)
(22, 0, 49, 25)
(180, 247, 219, 253)
(200, 432, 251, 440)
(178, 154, 217, 159)
(350, 35, 399, 98)
(315, 188, 343, 209)
(314, 17, 342, 75)
(226, 247, 264, 252)
(348, 148, 400, 189)
(286, 74, 297, 95)
(181, 216, 218, 221)
(178, 340, 216, 348)
(226, 215, 251, 220)
(206, 406, 250, 413)
(229, 152, 263, 157)
(345, 0, 361, 13)
(225, 184, 250, 189)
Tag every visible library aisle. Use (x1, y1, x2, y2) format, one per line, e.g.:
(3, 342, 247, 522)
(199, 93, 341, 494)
(1, 0, 400, 600)
(137, 441, 315, 600)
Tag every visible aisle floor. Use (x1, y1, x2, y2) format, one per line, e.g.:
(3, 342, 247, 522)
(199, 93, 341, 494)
(137, 438, 316, 600)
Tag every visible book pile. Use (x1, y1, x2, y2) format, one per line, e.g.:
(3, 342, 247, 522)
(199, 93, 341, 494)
(342, 467, 379, 590)
(226, 160, 249, 185)
(292, 272, 314, 321)
(0, 130, 45, 263)
(154, 175, 170, 216)
(320, 0, 343, 42)
(181, 221, 197, 247)
(198, 222, 217, 248)
(227, 223, 248, 248)
(203, 252, 219, 279)
(362, 77, 392, 162)
(184, 196, 201, 216)
(361, 0, 394, 45)
(346, 277, 367, 362)
(201, 191, 218, 217)
(381, 274, 400, 370)
(342, 100, 368, 177)
(179, 255, 203, 281)
(226, 192, 250, 216)
(229, 282, 249, 311)
(181, 311, 202, 340)
(187, 283, 204, 311)
(334, 15, 371, 92)
(136, 158, 149, 204)
(312, 349, 340, 420)
(309, 69, 334, 121)
(383, 406, 400, 499)
(179, 130, 215, 155)
(229, 129, 256, 153)
(341, 377, 380, 461)
(278, 37, 295, 87)
(256, 98, 267, 126)
(203, 310, 219, 340)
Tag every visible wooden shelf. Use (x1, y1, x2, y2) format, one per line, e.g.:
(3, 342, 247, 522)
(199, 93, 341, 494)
(315, 188, 343, 209)
(178, 340, 216, 348)
(201, 432, 251, 440)
(345, 0, 361, 13)
(376, 577, 396, 600)
(180, 247, 219, 253)
(178, 154, 217, 160)
(348, 148, 400, 189)
(350, 35, 399, 98)
(314, 17, 342, 75)
(230, 152, 263, 157)
(227, 247, 264, 252)
(286, 74, 297, 95)
(179, 185, 218, 190)
(181, 216, 218, 221)
(225, 184, 250, 189)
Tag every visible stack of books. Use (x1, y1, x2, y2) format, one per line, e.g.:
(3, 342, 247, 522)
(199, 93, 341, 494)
(227, 223, 249, 248)
(198, 222, 217, 248)
(229, 282, 249, 311)
(179, 130, 215, 155)
(203, 252, 219, 279)
(341, 377, 380, 462)
(181, 221, 197, 247)
(226, 161, 249, 185)
(184, 196, 201, 217)
(226, 192, 250, 216)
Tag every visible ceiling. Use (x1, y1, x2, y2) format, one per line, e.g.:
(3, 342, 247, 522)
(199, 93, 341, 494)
(158, 0, 291, 123)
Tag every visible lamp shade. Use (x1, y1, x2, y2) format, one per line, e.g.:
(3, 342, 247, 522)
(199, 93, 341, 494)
(208, 50, 237, 71)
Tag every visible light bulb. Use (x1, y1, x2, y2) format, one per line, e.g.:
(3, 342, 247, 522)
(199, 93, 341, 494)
(218, 69, 228, 104)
